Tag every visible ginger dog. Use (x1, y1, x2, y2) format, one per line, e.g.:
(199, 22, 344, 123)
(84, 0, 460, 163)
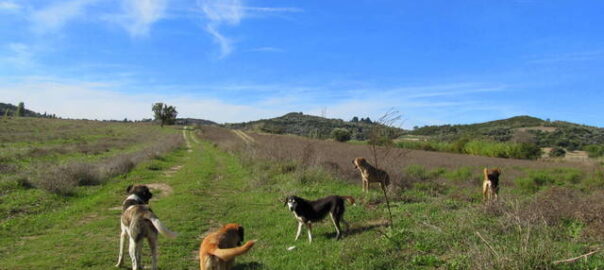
(483, 168, 502, 202)
(199, 223, 256, 270)
(353, 157, 390, 192)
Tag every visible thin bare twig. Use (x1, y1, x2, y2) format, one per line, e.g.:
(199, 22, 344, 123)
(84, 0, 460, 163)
(476, 232, 501, 260)
(553, 250, 600, 265)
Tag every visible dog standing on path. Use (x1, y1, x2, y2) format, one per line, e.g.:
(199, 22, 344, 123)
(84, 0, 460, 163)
(199, 223, 256, 270)
(483, 168, 502, 202)
(116, 185, 177, 270)
(285, 195, 355, 242)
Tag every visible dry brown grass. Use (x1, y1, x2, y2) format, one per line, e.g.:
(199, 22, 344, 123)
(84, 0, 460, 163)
(31, 133, 184, 194)
(198, 126, 592, 190)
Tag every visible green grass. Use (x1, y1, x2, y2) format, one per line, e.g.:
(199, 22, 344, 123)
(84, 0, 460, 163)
(2, 129, 604, 269)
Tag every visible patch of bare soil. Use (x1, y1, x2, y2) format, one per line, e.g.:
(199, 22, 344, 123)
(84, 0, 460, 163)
(77, 213, 99, 225)
(163, 165, 183, 177)
(146, 183, 173, 198)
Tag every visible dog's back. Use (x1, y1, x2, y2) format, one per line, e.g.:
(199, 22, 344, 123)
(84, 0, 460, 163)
(484, 168, 501, 189)
(200, 224, 255, 270)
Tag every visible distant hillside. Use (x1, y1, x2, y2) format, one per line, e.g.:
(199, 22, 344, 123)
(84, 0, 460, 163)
(175, 118, 218, 126)
(0, 102, 50, 118)
(224, 112, 395, 140)
(410, 115, 604, 151)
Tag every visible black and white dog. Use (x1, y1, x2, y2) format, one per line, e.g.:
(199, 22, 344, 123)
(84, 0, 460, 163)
(284, 195, 355, 242)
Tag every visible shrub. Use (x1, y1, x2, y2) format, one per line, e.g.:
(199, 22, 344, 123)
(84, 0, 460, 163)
(331, 128, 351, 142)
(584, 144, 604, 158)
(443, 167, 475, 183)
(549, 147, 566, 158)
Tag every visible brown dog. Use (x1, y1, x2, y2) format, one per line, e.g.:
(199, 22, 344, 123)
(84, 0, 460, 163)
(483, 168, 502, 202)
(199, 223, 256, 270)
(353, 157, 390, 192)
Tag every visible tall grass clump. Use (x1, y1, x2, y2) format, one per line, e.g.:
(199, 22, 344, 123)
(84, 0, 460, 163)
(514, 168, 585, 193)
(397, 139, 542, 160)
(32, 133, 183, 194)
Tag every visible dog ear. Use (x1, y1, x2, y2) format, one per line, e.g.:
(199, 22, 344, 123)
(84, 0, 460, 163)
(238, 226, 244, 245)
(126, 185, 133, 194)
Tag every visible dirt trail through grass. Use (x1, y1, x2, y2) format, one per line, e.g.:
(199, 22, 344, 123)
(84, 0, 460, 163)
(232, 129, 255, 144)
(0, 129, 390, 269)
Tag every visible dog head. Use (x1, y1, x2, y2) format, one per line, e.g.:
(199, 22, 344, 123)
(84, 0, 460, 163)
(222, 223, 245, 246)
(353, 157, 366, 169)
(284, 196, 300, 212)
(126, 184, 153, 203)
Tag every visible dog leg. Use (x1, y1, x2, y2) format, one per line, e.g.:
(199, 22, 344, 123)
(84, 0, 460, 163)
(136, 242, 143, 270)
(306, 223, 313, 243)
(329, 213, 342, 239)
(342, 217, 351, 232)
(116, 225, 127, 267)
(129, 238, 138, 270)
(148, 235, 158, 270)
(295, 222, 303, 241)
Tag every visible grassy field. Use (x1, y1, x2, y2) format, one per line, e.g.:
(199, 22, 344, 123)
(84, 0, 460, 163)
(0, 117, 182, 221)
(2, 122, 604, 269)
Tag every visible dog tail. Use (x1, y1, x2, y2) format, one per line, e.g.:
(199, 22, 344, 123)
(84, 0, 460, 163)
(483, 167, 489, 180)
(211, 240, 256, 262)
(148, 215, 177, 238)
(341, 196, 355, 205)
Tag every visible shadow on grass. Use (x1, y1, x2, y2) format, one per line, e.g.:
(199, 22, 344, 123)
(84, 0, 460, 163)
(322, 221, 389, 239)
(233, 261, 264, 270)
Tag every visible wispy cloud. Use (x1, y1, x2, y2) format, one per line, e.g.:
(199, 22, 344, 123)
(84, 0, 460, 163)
(29, 0, 99, 34)
(116, 0, 168, 37)
(528, 50, 604, 64)
(197, 0, 300, 58)
(249, 47, 284, 53)
(3, 43, 34, 67)
(0, 1, 21, 12)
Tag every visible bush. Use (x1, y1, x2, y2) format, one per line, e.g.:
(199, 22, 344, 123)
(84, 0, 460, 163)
(584, 144, 604, 158)
(515, 168, 585, 193)
(549, 147, 566, 158)
(331, 128, 351, 142)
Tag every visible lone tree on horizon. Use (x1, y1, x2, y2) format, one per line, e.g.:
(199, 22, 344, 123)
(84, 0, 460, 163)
(152, 102, 178, 127)
(16, 102, 24, 117)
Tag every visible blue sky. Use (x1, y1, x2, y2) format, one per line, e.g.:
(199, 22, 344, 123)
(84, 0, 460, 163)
(1, 0, 603, 128)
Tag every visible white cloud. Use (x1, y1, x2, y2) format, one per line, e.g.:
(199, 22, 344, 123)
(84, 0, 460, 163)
(0, 1, 20, 11)
(197, 0, 300, 58)
(249, 47, 284, 53)
(3, 43, 34, 67)
(0, 76, 519, 128)
(30, 0, 99, 34)
(0, 77, 286, 122)
(118, 0, 168, 37)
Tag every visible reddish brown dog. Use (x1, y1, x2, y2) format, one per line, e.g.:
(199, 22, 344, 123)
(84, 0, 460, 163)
(483, 168, 502, 202)
(199, 223, 256, 270)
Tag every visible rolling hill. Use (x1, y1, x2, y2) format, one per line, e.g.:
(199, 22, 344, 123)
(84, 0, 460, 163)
(410, 116, 604, 151)
(224, 112, 395, 140)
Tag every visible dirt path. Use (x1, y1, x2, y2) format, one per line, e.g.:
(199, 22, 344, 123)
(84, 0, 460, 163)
(183, 127, 193, 152)
(232, 129, 255, 144)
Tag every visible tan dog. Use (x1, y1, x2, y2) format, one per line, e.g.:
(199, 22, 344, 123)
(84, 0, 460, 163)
(353, 157, 390, 192)
(199, 223, 256, 270)
(483, 168, 502, 202)
(116, 185, 177, 270)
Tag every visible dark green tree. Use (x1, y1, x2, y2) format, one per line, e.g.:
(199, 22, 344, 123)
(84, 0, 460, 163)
(152, 102, 178, 127)
(16, 102, 24, 117)
(331, 128, 351, 142)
